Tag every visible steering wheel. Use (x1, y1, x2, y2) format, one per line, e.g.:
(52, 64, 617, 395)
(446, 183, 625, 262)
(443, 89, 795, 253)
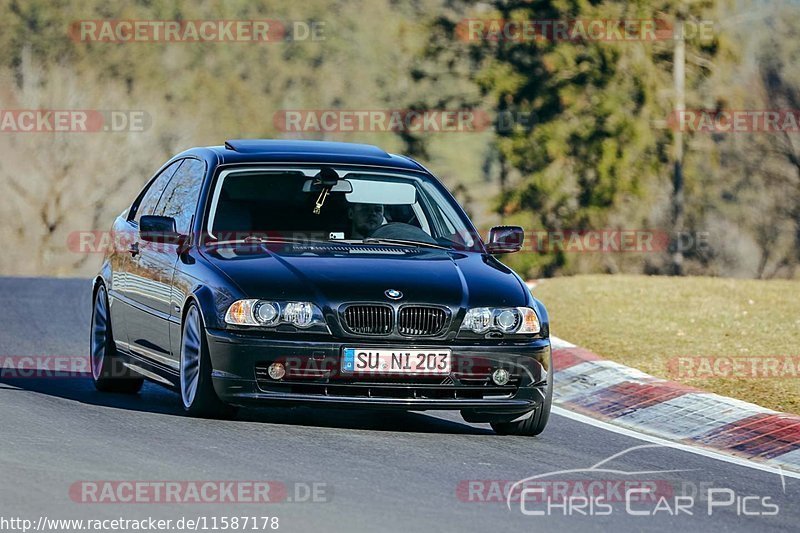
(369, 222, 439, 244)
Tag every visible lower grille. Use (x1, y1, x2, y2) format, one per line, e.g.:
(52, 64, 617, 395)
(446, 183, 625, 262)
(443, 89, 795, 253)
(398, 306, 448, 336)
(256, 381, 516, 400)
(342, 304, 393, 335)
(254, 363, 520, 400)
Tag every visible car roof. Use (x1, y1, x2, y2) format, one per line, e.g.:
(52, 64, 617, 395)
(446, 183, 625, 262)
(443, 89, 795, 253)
(184, 139, 426, 172)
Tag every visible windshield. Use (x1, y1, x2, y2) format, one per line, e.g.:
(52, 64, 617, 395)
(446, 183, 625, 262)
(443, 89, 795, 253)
(205, 168, 482, 251)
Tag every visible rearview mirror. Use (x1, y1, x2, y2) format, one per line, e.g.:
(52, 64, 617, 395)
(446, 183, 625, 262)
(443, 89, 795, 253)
(303, 166, 354, 192)
(485, 226, 524, 254)
(139, 215, 182, 243)
(302, 179, 353, 193)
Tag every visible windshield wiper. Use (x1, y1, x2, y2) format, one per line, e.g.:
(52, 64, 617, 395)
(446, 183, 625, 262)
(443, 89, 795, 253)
(211, 235, 449, 250)
(210, 235, 330, 245)
(360, 237, 449, 250)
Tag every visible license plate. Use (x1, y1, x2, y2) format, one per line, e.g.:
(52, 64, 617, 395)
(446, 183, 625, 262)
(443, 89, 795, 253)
(342, 348, 451, 375)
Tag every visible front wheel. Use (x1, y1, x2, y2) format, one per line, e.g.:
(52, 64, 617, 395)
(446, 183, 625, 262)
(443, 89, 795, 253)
(90, 285, 143, 394)
(490, 379, 553, 436)
(180, 304, 237, 419)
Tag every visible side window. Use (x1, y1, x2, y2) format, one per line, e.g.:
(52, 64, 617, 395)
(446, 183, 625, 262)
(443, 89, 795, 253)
(156, 158, 206, 235)
(129, 160, 184, 224)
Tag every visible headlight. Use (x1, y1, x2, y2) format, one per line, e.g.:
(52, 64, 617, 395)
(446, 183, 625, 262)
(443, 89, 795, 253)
(255, 301, 280, 325)
(225, 299, 326, 329)
(460, 307, 540, 335)
(283, 302, 314, 327)
(225, 299, 259, 326)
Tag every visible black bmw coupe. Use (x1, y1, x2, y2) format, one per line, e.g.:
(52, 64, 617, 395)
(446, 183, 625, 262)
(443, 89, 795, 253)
(91, 139, 552, 435)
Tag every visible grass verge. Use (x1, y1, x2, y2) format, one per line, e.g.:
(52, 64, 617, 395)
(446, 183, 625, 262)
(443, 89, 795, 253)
(533, 274, 800, 415)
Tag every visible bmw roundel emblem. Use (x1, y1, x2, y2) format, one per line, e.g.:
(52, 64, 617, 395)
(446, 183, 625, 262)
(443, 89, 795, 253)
(385, 289, 403, 300)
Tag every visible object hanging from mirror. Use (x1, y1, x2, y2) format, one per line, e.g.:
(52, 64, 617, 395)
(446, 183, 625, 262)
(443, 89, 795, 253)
(313, 187, 329, 215)
(311, 166, 339, 215)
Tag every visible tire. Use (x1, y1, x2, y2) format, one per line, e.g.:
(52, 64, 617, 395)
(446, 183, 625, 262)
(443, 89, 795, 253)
(180, 303, 237, 419)
(90, 285, 144, 394)
(490, 377, 553, 436)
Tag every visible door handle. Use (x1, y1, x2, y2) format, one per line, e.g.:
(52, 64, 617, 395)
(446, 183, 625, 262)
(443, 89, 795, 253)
(129, 242, 140, 257)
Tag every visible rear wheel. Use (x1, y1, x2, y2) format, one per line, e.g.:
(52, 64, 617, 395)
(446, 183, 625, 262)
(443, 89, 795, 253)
(490, 378, 552, 436)
(180, 304, 237, 419)
(90, 285, 144, 394)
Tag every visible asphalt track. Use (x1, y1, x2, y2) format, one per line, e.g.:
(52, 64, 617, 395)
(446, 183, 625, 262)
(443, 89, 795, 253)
(0, 278, 797, 532)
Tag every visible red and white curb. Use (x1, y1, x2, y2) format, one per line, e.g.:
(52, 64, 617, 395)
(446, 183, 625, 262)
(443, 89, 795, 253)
(528, 282, 800, 473)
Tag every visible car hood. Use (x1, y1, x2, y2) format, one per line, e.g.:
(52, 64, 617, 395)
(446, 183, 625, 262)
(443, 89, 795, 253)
(201, 242, 530, 310)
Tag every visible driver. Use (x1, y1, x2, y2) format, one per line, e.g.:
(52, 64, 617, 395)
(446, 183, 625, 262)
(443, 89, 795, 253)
(347, 202, 384, 239)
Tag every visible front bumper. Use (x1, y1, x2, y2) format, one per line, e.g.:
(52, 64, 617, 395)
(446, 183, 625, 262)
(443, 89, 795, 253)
(205, 328, 551, 414)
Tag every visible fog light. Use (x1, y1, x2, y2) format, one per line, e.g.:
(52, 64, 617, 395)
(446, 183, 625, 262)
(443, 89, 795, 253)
(268, 363, 286, 380)
(492, 368, 510, 386)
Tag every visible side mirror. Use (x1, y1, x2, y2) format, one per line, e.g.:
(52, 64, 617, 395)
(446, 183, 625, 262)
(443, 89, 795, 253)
(139, 215, 182, 244)
(485, 225, 524, 254)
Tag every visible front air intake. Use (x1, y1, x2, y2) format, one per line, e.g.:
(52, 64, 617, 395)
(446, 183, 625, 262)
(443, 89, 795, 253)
(398, 306, 448, 336)
(342, 305, 394, 335)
